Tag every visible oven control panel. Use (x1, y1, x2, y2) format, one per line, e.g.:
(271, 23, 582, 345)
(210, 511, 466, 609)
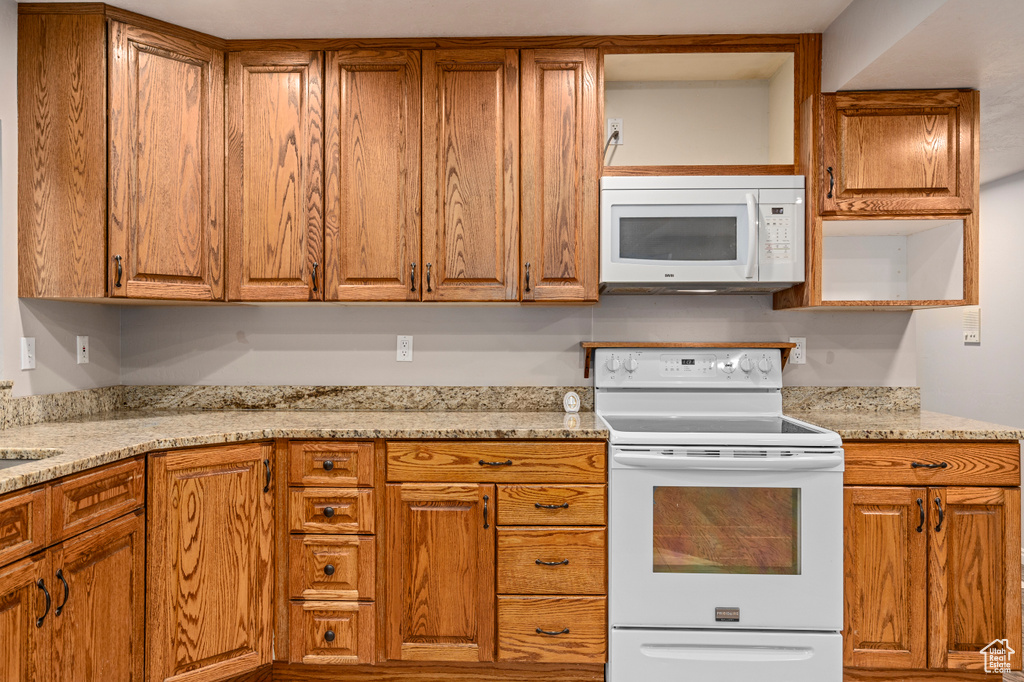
(595, 348, 784, 388)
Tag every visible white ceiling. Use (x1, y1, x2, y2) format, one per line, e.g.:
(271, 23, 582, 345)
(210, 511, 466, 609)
(27, 0, 854, 38)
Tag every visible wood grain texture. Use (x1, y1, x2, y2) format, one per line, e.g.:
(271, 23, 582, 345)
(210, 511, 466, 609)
(18, 12, 107, 299)
(227, 51, 324, 301)
(268, 661, 604, 681)
(496, 596, 606, 663)
(288, 441, 375, 487)
(928, 486, 1021, 671)
(496, 527, 606, 595)
(288, 488, 374, 534)
(373, 439, 388, 664)
(843, 442, 1020, 487)
(0, 552, 50, 682)
(289, 601, 375, 665)
(386, 441, 606, 484)
(274, 441, 291, 663)
(147, 442, 274, 682)
(520, 49, 598, 302)
(51, 510, 145, 682)
(324, 50, 422, 302)
(422, 49, 519, 302)
(495, 485, 605, 526)
(843, 487, 928, 669)
(48, 456, 144, 542)
(602, 164, 795, 177)
(0, 487, 47, 569)
(108, 21, 225, 301)
(289, 535, 375, 600)
(385, 483, 495, 662)
(843, 669, 993, 681)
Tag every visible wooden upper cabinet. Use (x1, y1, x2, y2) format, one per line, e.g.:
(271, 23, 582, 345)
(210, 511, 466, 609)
(0, 553, 50, 682)
(520, 49, 598, 302)
(821, 90, 978, 215)
(386, 483, 495, 662)
(147, 443, 274, 682)
(227, 51, 324, 301)
(108, 21, 225, 300)
(324, 50, 422, 301)
(422, 49, 519, 302)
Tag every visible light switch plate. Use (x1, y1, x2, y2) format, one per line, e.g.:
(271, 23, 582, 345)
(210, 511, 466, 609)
(77, 336, 90, 364)
(20, 337, 35, 370)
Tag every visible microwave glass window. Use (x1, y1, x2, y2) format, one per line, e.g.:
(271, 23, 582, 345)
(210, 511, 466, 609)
(652, 486, 800, 575)
(619, 217, 737, 261)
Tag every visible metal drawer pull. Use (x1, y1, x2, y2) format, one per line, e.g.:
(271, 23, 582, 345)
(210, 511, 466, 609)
(916, 498, 924, 533)
(479, 459, 513, 466)
(425, 263, 432, 293)
(911, 461, 948, 469)
(36, 579, 50, 628)
(323, 506, 335, 518)
(311, 262, 319, 292)
(410, 262, 416, 292)
(324, 564, 335, 576)
(263, 459, 271, 493)
(322, 460, 334, 471)
(324, 630, 335, 643)
(55, 570, 69, 616)
(934, 497, 945, 532)
(536, 627, 570, 636)
(826, 166, 835, 198)
(535, 558, 569, 566)
(535, 502, 569, 509)
(483, 495, 490, 529)
(113, 255, 123, 287)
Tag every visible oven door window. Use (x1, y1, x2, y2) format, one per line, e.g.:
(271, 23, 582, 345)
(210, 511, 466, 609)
(611, 203, 750, 264)
(652, 486, 800, 575)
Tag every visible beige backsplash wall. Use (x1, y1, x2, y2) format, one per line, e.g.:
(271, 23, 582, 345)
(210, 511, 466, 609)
(119, 295, 917, 387)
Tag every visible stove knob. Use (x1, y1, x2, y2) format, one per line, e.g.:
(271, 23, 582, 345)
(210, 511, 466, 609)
(606, 356, 622, 372)
(624, 357, 639, 373)
(738, 355, 753, 373)
(721, 360, 736, 374)
(758, 357, 773, 373)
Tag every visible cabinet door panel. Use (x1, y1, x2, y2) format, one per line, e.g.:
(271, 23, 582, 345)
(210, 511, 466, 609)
(108, 22, 224, 300)
(422, 49, 518, 301)
(0, 553, 49, 682)
(928, 486, 1021, 671)
(520, 49, 598, 302)
(843, 487, 927, 669)
(324, 50, 421, 301)
(227, 51, 323, 301)
(51, 511, 145, 682)
(147, 443, 274, 682)
(386, 483, 495, 661)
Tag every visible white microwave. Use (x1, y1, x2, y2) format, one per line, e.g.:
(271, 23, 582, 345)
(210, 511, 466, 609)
(600, 176, 805, 293)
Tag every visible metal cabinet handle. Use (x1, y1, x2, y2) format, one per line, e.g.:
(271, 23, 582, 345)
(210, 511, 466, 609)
(410, 262, 417, 292)
(323, 460, 334, 471)
(55, 570, 69, 616)
(324, 564, 335, 576)
(323, 506, 335, 518)
(536, 627, 569, 636)
(113, 255, 123, 288)
(535, 502, 569, 510)
(826, 166, 835, 198)
(934, 496, 945, 532)
(911, 461, 948, 469)
(916, 498, 924, 533)
(36, 579, 50, 628)
(525, 262, 531, 293)
(479, 459, 513, 467)
(311, 262, 319, 293)
(263, 459, 271, 493)
(324, 630, 336, 643)
(535, 558, 569, 566)
(425, 263, 432, 293)
(483, 495, 489, 529)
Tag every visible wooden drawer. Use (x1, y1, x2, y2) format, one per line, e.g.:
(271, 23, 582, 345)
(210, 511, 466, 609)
(289, 535, 375, 600)
(0, 486, 46, 567)
(497, 485, 605, 525)
(289, 488, 374, 534)
(497, 527, 605, 595)
(49, 457, 145, 542)
(844, 442, 1020, 486)
(387, 441, 605, 483)
(289, 601, 375, 665)
(497, 596, 606, 663)
(289, 441, 374, 487)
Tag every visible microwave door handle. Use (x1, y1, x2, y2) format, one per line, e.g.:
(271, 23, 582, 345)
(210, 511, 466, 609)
(744, 193, 757, 279)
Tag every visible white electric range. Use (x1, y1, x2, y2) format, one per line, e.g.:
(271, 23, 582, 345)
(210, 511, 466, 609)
(595, 346, 844, 682)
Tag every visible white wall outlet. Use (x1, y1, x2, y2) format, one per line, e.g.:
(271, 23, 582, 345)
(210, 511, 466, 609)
(789, 337, 807, 365)
(77, 335, 90, 364)
(397, 335, 413, 362)
(20, 337, 36, 370)
(607, 118, 623, 145)
(963, 306, 981, 344)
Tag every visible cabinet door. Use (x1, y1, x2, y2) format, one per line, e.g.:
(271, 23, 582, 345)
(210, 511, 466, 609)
(385, 483, 495, 661)
(520, 49, 598, 302)
(227, 51, 324, 301)
(147, 443, 274, 682)
(108, 22, 224, 300)
(928, 486, 1021, 671)
(843, 487, 927, 669)
(324, 50, 421, 301)
(0, 553, 49, 682)
(422, 49, 519, 302)
(50, 511, 145, 682)
(821, 90, 977, 214)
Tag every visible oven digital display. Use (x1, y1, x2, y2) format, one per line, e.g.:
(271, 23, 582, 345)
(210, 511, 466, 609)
(771, 207, 784, 215)
(660, 354, 715, 376)
(680, 359, 695, 366)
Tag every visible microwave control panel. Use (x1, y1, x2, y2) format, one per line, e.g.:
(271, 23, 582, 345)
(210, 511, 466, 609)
(761, 204, 793, 262)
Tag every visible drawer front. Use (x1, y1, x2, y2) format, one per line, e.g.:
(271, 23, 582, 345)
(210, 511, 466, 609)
(498, 596, 606, 663)
(289, 440, 374, 487)
(844, 442, 1020, 486)
(289, 535, 375, 600)
(289, 601, 375, 665)
(387, 441, 606, 483)
(497, 527, 606, 595)
(289, 488, 374, 534)
(0, 487, 47, 567)
(49, 458, 145, 542)
(497, 485, 605, 525)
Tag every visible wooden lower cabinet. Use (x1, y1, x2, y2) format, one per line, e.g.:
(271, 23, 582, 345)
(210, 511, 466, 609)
(289, 601, 375, 665)
(497, 596, 606, 663)
(0, 552, 49, 682)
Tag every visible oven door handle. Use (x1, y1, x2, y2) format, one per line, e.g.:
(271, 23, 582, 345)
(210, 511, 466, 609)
(744, 192, 758, 280)
(612, 451, 844, 470)
(640, 643, 814, 663)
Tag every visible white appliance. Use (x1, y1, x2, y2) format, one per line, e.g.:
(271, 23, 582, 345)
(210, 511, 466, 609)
(596, 346, 844, 682)
(600, 176, 805, 293)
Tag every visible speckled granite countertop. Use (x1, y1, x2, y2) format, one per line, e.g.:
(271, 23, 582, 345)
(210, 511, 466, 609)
(789, 409, 1024, 442)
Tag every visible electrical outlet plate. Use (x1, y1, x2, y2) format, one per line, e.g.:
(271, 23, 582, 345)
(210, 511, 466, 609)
(20, 337, 36, 370)
(607, 118, 623, 145)
(789, 337, 806, 365)
(397, 335, 413, 362)
(963, 306, 981, 344)
(77, 336, 89, 364)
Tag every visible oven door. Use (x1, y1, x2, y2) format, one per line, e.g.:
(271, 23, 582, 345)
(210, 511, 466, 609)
(609, 462, 842, 631)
